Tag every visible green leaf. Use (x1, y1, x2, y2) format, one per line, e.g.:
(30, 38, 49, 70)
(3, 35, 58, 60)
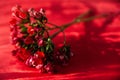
(46, 45, 49, 51)
(21, 19, 30, 24)
(25, 46, 28, 49)
(50, 45, 53, 51)
(47, 38, 51, 42)
(23, 34, 28, 37)
(19, 24, 24, 28)
(32, 23, 38, 27)
(21, 27, 27, 33)
(64, 47, 67, 52)
(41, 47, 45, 52)
(36, 20, 43, 27)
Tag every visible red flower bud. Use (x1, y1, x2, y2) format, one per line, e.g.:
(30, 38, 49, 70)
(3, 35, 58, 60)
(11, 37, 18, 45)
(26, 54, 44, 67)
(28, 8, 35, 17)
(34, 58, 43, 65)
(33, 11, 42, 19)
(38, 39, 44, 46)
(9, 18, 18, 26)
(17, 32, 23, 38)
(19, 11, 27, 19)
(10, 29, 17, 37)
(27, 27, 35, 35)
(39, 8, 45, 15)
(11, 5, 21, 12)
(36, 51, 45, 58)
(30, 17, 36, 23)
(44, 62, 53, 73)
(11, 5, 27, 19)
(36, 64, 43, 69)
(24, 36, 33, 44)
(17, 48, 31, 61)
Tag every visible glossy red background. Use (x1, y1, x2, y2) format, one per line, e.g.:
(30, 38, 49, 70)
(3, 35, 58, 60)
(0, 0, 120, 80)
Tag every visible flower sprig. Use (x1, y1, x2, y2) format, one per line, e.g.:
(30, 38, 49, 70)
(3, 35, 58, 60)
(10, 5, 105, 73)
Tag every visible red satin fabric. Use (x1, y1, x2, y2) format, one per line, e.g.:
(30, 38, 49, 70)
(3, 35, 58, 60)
(0, 0, 120, 80)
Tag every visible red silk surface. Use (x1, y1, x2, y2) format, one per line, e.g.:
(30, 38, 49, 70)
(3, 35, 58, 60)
(0, 0, 120, 80)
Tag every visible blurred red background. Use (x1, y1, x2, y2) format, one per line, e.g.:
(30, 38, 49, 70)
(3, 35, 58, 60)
(0, 0, 120, 80)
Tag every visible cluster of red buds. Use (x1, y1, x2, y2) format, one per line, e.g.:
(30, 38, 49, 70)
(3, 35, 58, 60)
(9, 5, 72, 73)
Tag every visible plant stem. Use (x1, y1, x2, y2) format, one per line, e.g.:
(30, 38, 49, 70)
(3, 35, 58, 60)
(50, 13, 106, 39)
(50, 21, 75, 39)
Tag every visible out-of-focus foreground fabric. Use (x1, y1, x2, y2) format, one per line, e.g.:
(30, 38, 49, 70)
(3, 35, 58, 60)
(0, 0, 120, 80)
